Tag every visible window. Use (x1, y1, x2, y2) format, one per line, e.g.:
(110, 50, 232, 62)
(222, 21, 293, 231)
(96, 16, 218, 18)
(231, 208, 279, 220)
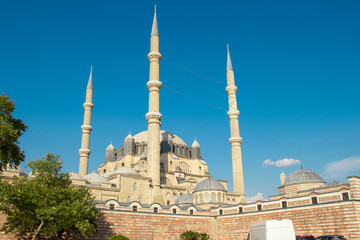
(219, 209, 223, 215)
(160, 177, 166, 184)
(103, 169, 106, 173)
(109, 204, 115, 210)
(204, 193, 210, 203)
(173, 209, 177, 214)
(139, 197, 142, 203)
(211, 192, 216, 202)
(127, 196, 131, 202)
(133, 182, 137, 191)
(342, 192, 349, 201)
(239, 207, 243, 213)
(167, 200, 170, 205)
(282, 201, 287, 208)
(160, 163, 164, 171)
(190, 209, 194, 215)
(257, 205, 262, 211)
(133, 206, 137, 212)
(311, 196, 318, 205)
(179, 162, 191, 174)
(111, 184, 116, 188)
(122, 163, 125, 167)
(154, 207, 158, 213)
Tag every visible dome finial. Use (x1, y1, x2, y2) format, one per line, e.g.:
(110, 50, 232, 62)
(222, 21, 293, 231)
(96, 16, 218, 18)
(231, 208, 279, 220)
(154, 4, 156, 13)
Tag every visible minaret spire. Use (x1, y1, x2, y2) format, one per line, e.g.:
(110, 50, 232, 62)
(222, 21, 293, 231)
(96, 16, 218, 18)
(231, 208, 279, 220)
(225, 45, 245, 203)
(79, 66, 94, 177)
(146, 6, 164, 204)
(151, 5, 159, 36)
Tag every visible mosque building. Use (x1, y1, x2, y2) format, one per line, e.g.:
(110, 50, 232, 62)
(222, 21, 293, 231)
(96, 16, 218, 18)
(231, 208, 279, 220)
(72, 7, 245, 207)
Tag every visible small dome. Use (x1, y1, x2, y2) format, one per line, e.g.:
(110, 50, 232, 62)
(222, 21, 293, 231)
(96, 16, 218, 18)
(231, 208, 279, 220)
(106, 142, 115, 151)
(175, 193, 193, 205)
(140, 152, 147, 160)
(194, 179, 226, 192)
(85, 171, 110, 184)
(124, 132, 134, 142)
(69, 171, 85, 181)
(192, 138, 200, 148)
(114, 167, 138, 176)
(4, 164, 24, 173)
(284, 169, 325, 186)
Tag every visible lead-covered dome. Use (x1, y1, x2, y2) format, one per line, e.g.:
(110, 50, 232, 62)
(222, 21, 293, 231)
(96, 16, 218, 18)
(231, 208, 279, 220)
(284, 169, 325, 186)
(85, 171, 110, 184)
(175, 193, 193, 205)
(133, 130, 187, 146)
(194, 179, 226, 192)
(69, 171, 85, 181)
(114, 167, 138, 176)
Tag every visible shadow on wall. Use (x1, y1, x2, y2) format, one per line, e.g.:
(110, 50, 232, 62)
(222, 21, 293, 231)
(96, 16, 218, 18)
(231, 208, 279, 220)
(88, 213, 116, 240)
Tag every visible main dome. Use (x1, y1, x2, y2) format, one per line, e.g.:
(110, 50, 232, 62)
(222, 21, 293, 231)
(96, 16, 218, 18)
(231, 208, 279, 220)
(194, 179, 226, 192)
(133, 130, 187, 146)
(284, 169, 325, 186)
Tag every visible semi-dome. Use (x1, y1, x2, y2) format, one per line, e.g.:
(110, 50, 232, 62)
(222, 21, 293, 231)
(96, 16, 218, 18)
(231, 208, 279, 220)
(69, 171, 85, 181)
(85, 171, 110, 184)
(133, 130, 187, 146)
(284, 169, 325, 186)
(114, 167, 138, 176)
(175, 193, 193, 205)
(194, 179, 226, 192)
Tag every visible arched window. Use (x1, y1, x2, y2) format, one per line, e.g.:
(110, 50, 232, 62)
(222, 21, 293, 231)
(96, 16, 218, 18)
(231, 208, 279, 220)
(211, 192, 216, 202)
(133, 182, 137, 191)
(217, 192, 221, 202)
(137, 146, 141, 155)
(139, 197, 142, 203)
(166, 193, 171, 199)
(122, 163, 125, 167)
(172, 145, 176, 153)
(204, 193, 210, 203)
(103, 169, 106, 173)
(179, 162, 191, 174)
(199, 193, 203, 203)
(179, 147, 183, 155)
(127, 196, 131, 202)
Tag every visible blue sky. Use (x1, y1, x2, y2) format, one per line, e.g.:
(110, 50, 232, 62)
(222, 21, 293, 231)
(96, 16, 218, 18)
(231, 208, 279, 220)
(1, 0, 360, 200)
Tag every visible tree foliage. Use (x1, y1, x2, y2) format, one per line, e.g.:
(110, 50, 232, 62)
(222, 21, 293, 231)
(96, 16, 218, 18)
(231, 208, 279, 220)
(108, 235, 129, 240)
(180, 231, 210, 240)
(0, 93, 27, 170)
(0, 153, 100, 239)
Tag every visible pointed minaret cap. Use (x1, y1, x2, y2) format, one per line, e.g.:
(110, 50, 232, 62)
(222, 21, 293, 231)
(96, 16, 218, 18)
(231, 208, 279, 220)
(125, 131, 134, 142)
(192, 138, 200, 148)
(151, 5, 159, 36)
(87, 66, 93, 89)
(226, 44, 233, 71)
(106, 141, 115, 151)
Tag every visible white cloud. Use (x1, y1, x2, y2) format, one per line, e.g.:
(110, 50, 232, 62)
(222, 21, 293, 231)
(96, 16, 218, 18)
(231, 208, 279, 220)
(246, 192, 267, 203)
(263, 158, 301, 167)
(323, 156, 360, 179)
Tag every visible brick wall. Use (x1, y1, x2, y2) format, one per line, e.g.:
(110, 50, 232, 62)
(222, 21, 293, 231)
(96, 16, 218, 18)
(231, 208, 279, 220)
(1, 201, 359, 240)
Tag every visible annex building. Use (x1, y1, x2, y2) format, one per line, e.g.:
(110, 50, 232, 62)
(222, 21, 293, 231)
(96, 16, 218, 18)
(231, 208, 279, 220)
(1, 7, 360, 240)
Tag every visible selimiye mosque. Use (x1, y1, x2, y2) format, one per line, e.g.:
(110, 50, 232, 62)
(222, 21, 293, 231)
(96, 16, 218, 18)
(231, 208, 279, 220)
(75, 6, 245, 207)
(1, 7, 352, 212)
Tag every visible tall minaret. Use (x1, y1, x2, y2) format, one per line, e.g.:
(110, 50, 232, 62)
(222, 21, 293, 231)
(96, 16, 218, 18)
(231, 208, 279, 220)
(146, 6, 164, 204)
(79, 66, 94, 177)
(226, 45, 245, 202)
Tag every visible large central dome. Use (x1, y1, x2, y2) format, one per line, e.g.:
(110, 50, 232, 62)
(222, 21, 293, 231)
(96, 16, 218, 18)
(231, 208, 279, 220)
(133, 130, 187, 146)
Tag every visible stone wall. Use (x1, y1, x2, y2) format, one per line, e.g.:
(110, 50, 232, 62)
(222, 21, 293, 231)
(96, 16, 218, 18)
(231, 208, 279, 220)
(1, 200, 359, 240)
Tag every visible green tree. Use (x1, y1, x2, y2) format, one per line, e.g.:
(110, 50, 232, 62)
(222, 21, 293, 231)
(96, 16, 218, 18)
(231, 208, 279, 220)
(0, 153, 100, 239)
(0, 93, 27, 170)
(180, 231, 210, 240)
(108, 235, 129, 240)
